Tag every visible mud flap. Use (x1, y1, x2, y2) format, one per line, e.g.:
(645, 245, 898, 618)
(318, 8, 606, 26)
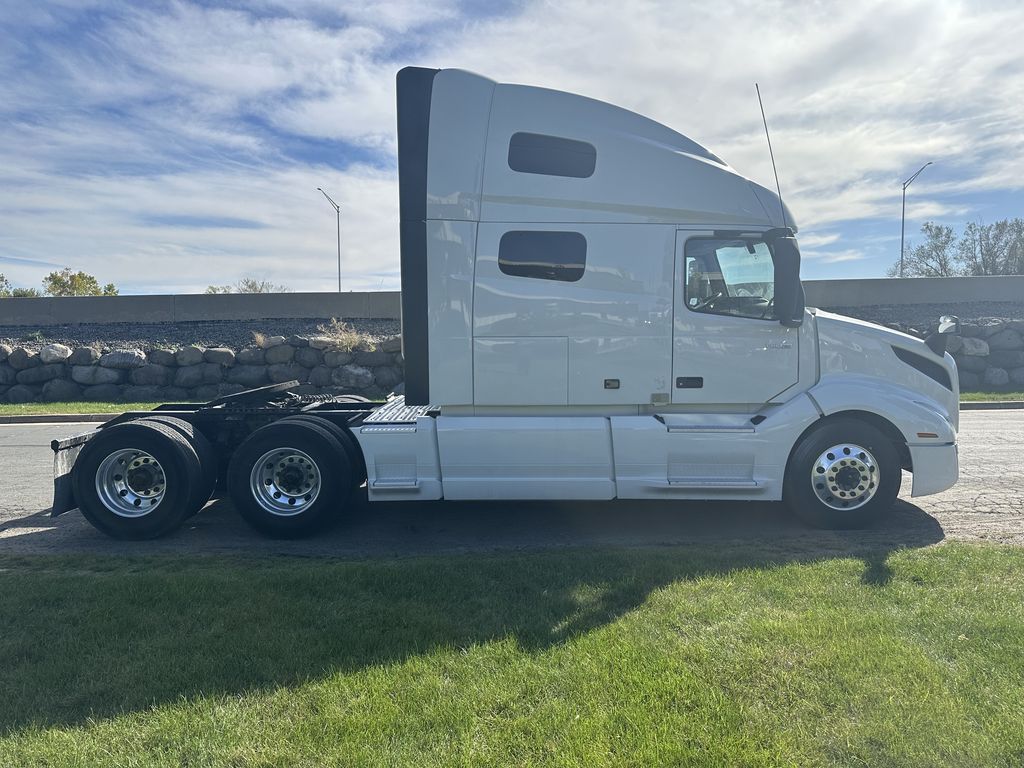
(50, 433, 93, 515)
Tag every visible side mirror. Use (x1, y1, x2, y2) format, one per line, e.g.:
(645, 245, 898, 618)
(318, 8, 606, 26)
(926, 315, 961, 355)
(937, 315, 961, 335)
(765, 228, 804, 328)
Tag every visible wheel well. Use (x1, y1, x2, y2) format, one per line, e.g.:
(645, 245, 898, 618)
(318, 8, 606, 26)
(790, 410, 912, 474)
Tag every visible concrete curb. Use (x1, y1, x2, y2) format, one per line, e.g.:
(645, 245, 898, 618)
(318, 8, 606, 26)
(960, 401, 1024, 410)
(3, 400, 1023, 426)
(0, 414, 113, 425)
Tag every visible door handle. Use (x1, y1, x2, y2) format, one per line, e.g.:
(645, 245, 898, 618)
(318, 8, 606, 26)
(676, 376, 704, 389)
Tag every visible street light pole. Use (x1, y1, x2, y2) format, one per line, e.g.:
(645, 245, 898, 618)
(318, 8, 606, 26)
(899, 161, 933, 278)
(317, 187, 342, 292)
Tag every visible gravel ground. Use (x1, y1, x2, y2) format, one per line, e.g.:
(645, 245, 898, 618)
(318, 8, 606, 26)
(823, 302, 1024, 333)
(3, 304, 1018, 352)
(0, 317, 402, 352)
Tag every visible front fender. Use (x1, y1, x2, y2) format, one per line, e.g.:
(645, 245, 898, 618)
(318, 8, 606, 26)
(807, 374, 959, 497)
(807, 374, 957, 445)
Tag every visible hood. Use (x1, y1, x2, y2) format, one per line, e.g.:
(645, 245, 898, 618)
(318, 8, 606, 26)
(813, 309, 959, 430)
(813, 309, 927, 354)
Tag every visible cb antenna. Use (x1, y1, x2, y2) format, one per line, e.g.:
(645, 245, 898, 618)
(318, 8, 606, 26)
(755, 83, 789, 231)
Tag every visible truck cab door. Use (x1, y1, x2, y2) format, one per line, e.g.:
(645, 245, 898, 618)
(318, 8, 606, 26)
(672, 231, 799, 405)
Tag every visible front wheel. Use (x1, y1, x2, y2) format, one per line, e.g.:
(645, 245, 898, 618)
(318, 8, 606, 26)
(784, 419, 902, 529)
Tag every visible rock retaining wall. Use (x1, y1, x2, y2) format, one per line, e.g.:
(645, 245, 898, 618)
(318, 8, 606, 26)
(0, 334, 405, 404)
(824, 311, 1024, 392)
(942, 319, 1024, 391)
(2, 316, 1023, 405)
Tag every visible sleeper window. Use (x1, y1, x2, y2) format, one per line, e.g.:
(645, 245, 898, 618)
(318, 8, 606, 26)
(498, 231, 586, 282)
(507, 133, 597, 178)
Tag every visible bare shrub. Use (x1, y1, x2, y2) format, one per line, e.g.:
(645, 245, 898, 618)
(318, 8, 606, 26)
(316, 318, 372, 351)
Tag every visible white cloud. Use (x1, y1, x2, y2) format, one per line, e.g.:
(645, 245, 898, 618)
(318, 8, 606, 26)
(802, 249, 868, 264)
(0, 163, 400, 293)
(798, 233, 841, 249)
(1, 0, 1022, 292)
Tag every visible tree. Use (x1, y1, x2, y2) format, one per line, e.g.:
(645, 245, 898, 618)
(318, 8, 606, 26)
(0, 274, 42, 298)
(42, 268, 118, 297)
(888, 222, 960, 277)
(959, 219, 1024, 276)
(890, 218, 1024, 277)
(205, 278, 290, 294)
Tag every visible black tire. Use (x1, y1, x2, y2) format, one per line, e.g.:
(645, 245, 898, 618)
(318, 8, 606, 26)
(227, 419, 354, 538)
(137, 416, 219, 510)
(72, 421, 202, 540)
(784, 418, 902, 529)
(277, 415, 367, 484)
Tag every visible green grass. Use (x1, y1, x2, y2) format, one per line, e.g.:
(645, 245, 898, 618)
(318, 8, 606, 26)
(0, 401, 172, 416)
(1, 543, 1023, 766)
(959, 391, 1024, 402)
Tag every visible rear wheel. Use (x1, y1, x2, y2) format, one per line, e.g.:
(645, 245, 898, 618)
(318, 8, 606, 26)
(227, 419, 354, 538)
(72, 421, 202, 539)
(784, 418, 901, 529)
(276, 415, 366, 485)
(136, 415, 219, 511)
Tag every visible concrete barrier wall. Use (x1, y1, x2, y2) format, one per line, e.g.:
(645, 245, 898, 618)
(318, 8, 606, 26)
(803, 275, 1024, 308)
(0, 276, 1022, 327)
(0, 291, 402, 326)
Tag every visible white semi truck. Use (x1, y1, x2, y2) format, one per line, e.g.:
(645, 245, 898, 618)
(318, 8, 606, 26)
(50, 67, 961, 539)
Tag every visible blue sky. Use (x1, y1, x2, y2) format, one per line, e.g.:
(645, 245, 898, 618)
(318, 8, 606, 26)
(1, 0, 1021, 294)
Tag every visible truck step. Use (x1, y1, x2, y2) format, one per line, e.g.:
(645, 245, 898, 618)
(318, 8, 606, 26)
(365, 396, 436, 424)
(658, 413, 757, 433)
(665, 425, 755, 433)
(665, 478, 759, 488)
(371, 479, 420, 490)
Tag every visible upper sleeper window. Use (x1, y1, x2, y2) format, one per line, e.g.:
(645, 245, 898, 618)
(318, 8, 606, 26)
(507, 132, 596, 178)
(499, 231, 586, 282)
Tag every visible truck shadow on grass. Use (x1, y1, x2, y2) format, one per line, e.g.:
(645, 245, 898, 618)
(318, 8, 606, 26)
(0, 498, 943, 734)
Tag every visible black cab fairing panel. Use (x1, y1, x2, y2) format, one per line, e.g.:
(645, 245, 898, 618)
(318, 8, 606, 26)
(396, 66, 439, 406)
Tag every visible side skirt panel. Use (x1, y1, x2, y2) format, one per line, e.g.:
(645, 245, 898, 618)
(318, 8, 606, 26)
(613, 394, 821, 501)
(358, 397, 821, 503)
(436, 416, 615, 500)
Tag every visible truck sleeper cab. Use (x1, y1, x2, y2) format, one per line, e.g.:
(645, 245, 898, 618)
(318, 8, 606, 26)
(50, 68, 960, 539)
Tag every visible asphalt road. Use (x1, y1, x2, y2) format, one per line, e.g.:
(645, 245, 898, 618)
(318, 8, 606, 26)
(1, 411, 1021, 557)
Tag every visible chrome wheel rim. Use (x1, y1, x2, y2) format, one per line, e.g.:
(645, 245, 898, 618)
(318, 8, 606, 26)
(95, 449, 166, 518)
(811, 443, 879, 511)
(250, 447, 321, 516)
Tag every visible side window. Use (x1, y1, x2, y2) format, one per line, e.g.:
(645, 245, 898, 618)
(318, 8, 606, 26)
(507, 133, 596, 178)
(499, 231, 586, 282)
(684, 238, 775, 320)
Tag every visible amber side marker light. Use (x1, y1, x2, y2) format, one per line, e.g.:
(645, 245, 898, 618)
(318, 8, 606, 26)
(917, 432, 939, 439)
